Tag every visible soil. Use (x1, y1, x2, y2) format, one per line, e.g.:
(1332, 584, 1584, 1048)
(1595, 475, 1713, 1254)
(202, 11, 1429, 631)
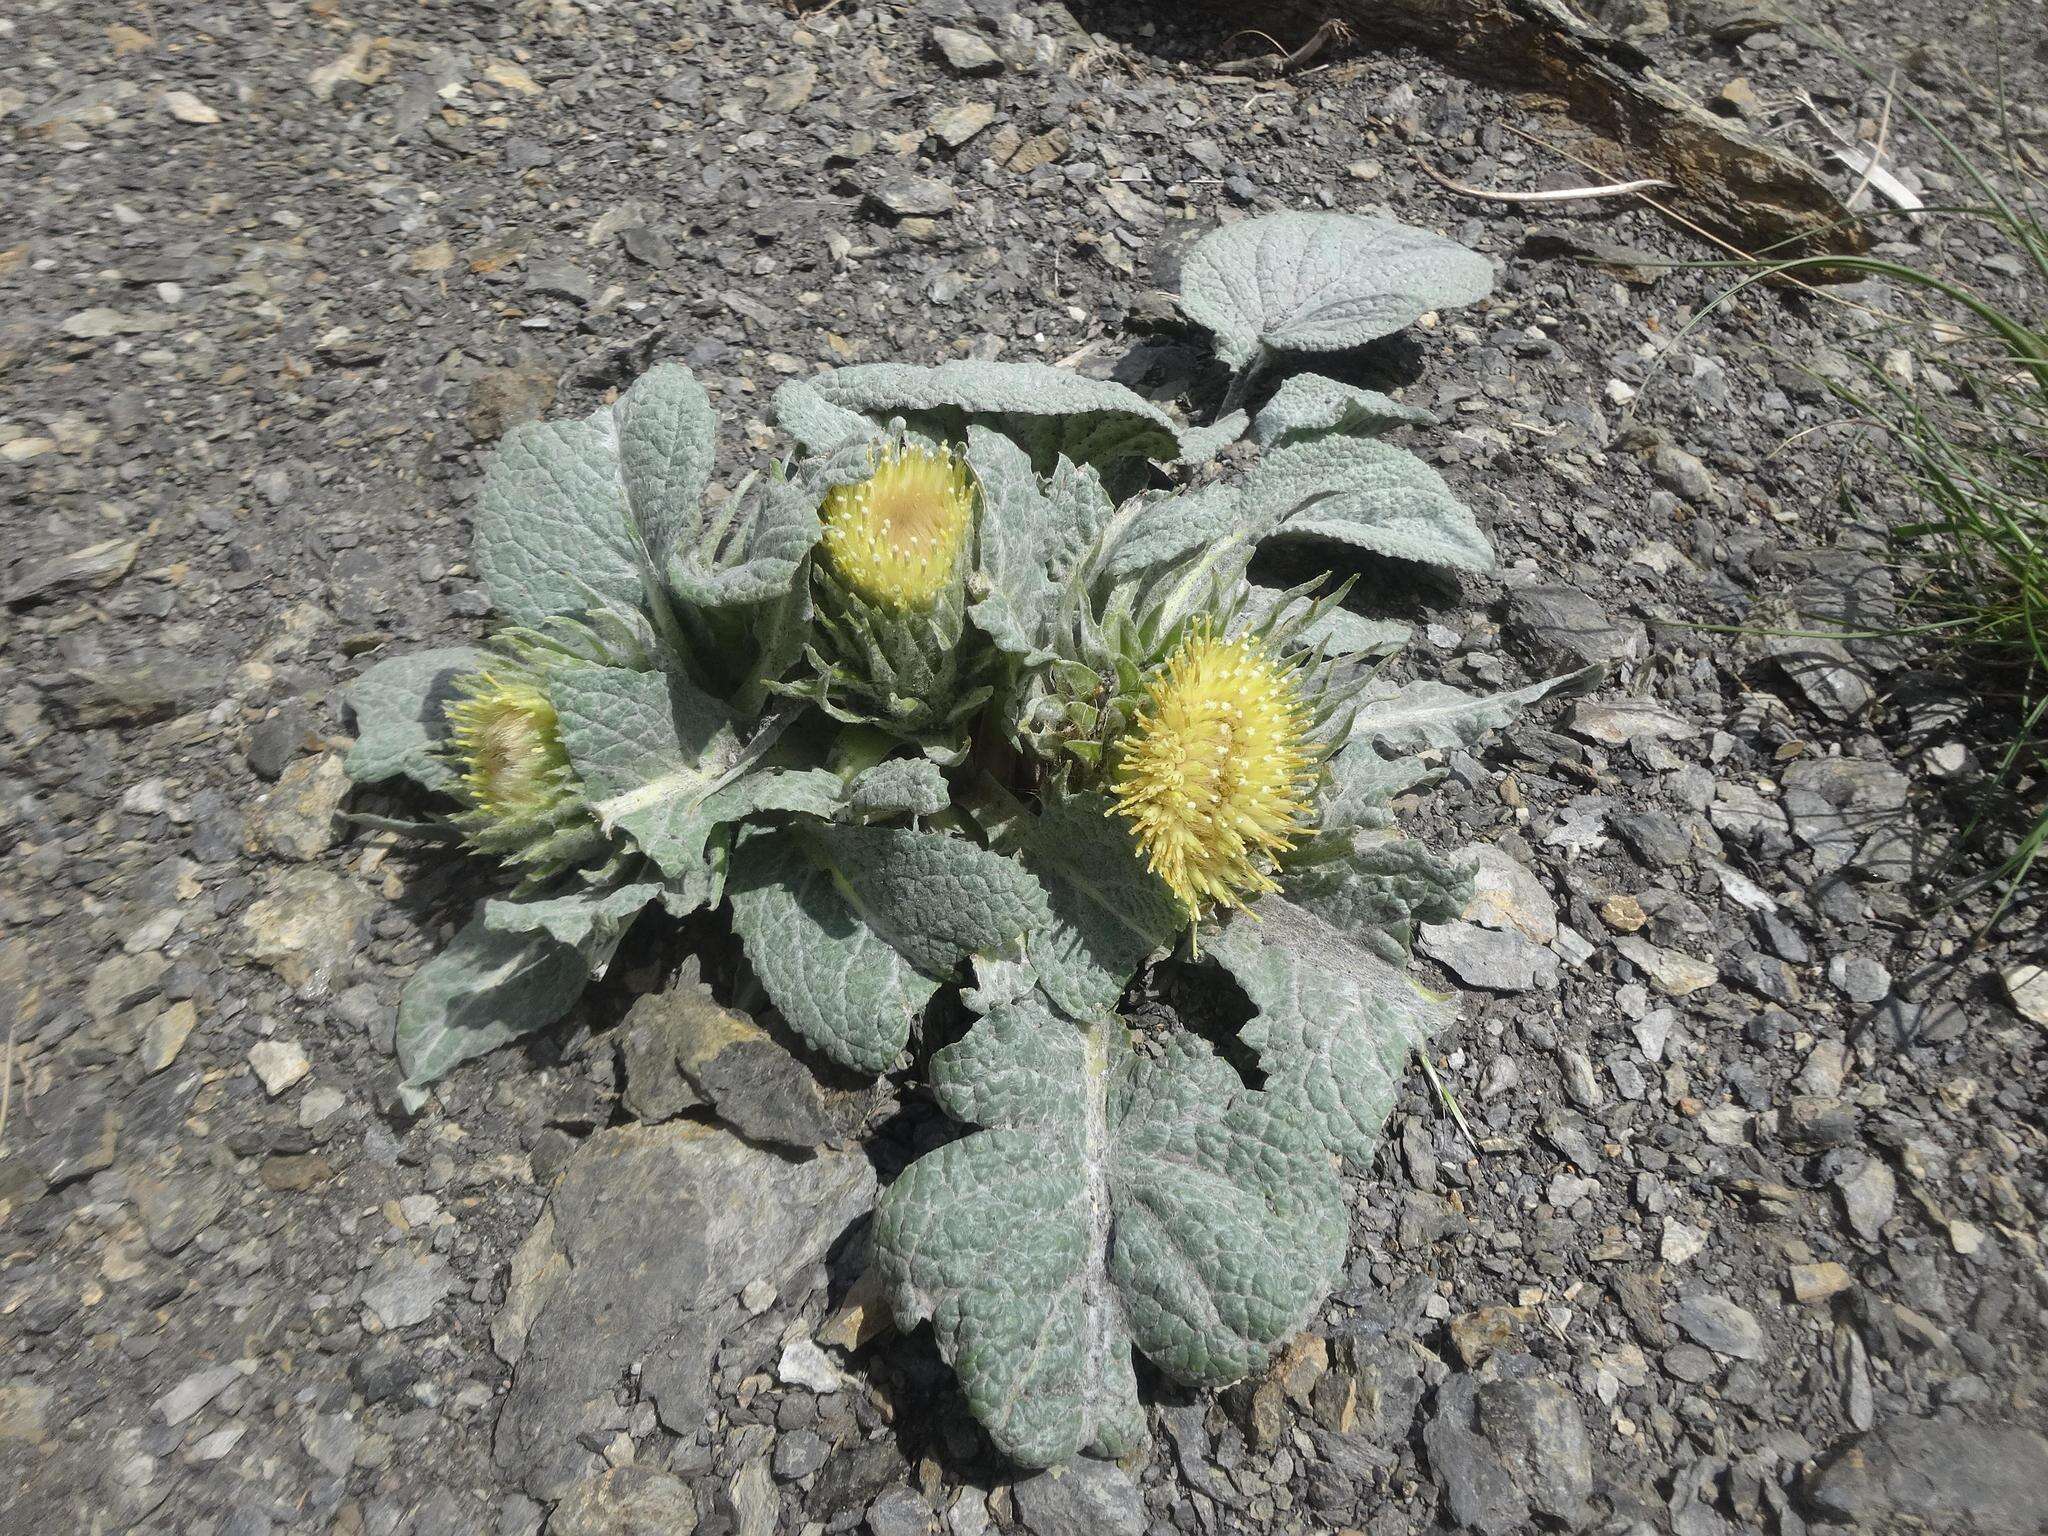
(2, 1, 2043, 1534)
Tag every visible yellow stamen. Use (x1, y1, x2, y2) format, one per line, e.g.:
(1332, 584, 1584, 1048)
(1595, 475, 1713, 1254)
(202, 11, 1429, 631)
(820, 442, 976, 610)
(446, 674, 572, 824)
(1109, 628, 1318, 924)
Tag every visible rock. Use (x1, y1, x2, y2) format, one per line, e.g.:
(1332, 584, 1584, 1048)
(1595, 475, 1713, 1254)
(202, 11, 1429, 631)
(550, 1467, 699, 1536)
(247, 1039, 310, 1096)
(1672, 1293, 1765, 1359)
(868, 175, 959, 219)
(0, 1382, 52, 1445)
(618, 984, 876, 1148)
(1424, 1359, 1592, 1534)
(1612, 935, 1718, 997)
(1420, 921, 1558, 992)
(467, 364, 557, 442)
(133, 1174, 228, 1255)
(1802, 1415, 2048, 1535)
(245, 701, 316, 780)
(1005, 127, 1070, 175)
(1836, 1157, 1896, 1240)
(162, 89, 221, 124)
(1611, 808, 1695, 868)
(726, 1457, 777, 1536)
(930, 26, 1002, 73)
(1790, 1262, 1853, 1303)
(302, 1412, 362, 1478)
(1768, 634, 1874, 720)
(49, 652, 224, 727)
(1013, 1459, 1145, 1536)
(1650, 442, 1714, 501)
(778, 1338, 843, 1395)
(156, 1363, 243, 1426)
(248, 752, 350, 860)
(1502, 586, 1643, 671)
(1600, 893, 1647, 932)
(1826, 953, 1890, 1003)
(5, 537, 139, 606)
(2000, 962, 2048, 1025)
(929, 102, 994, 148)
(140, 1000, 197, 1073)
(525, 259, 595, 305)
(362, 1247, 453, 1330)
(492, 1123, 876, 1498)
(240, 868, 374, 995)
(866, 1487, 936, 1536)
(1458, 844, 1558, 944)
(1564, 697, 1698, 746)
(85, 952, 168, 1021)
(1780, 756, 1912, 880)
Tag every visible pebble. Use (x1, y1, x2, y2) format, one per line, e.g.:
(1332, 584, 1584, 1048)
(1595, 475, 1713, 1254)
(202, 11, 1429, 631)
(155, 1363, 244, 1426)
(1826, 952, 1891, 1003)
(2001, 962, 2048, 1024)
(930, 26, 1002, 74)
(1673, 1293, 1766, 1358)
(1013, 1460, 1145, 1536)
(362, 1248, 454, 1330)
(247, 1039, 310, 1096)
(1612, 935, 1719, 996)
(1837, 1158, 1897, 1241)
(1564, 697, 1699, 745)
(1791, 1262, 1854, 1303)
(777, 1338, 843, 1395)
(868, 174, 960, 219)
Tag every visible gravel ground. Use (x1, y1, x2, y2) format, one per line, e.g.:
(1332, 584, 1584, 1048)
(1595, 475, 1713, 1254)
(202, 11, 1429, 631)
(3, 2, 2045, 1535)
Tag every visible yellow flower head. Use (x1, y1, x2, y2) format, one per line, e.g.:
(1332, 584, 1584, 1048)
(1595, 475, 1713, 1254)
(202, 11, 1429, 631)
(820, 442, 976, 611)
(446, 671, 575, 828)
(1109, 627, 1319, 923)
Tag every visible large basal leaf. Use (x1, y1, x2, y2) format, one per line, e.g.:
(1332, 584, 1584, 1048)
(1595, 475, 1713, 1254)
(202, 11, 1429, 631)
(840, 757, 950, 820)
(1208, 898, 1453, 1165)
(1280, 830, 1472, 965)
(872, 999, 1347, 1467)
(1181, 212, 1494, 371)
(473, 413, 648, 629)
(1348, 664, 1602, 755)
(483, 879, 664, 969)
(1248, 373, 1436, 449)
(727, 824, 1049, 1073)
(774, 360, 1182, 476)
(727, 828, 939, 1073)
(963, 426, 1063, 661)
(1244, 432, 1496, 574)
(344, 646, 484, 791)
(395, 912, 591, 1107)
(1018, 795, 1185, 1017)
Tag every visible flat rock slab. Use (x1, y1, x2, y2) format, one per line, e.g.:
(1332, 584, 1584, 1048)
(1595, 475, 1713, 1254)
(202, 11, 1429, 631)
(492, 1122, 876, 1499)
(1803, 1414, 2048, 1535)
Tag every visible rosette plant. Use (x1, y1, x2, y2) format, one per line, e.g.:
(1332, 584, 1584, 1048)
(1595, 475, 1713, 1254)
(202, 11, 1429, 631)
(344, 211, 1594, 1467)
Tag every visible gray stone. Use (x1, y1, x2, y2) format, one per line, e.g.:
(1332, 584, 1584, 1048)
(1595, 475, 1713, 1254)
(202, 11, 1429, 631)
(1673, 1294, 1766, 1359)
(492, 1123, 876, 1498)
(1612, 809, 1695, 868)
(1768, 633, 1874, 720)
(1611, 935, 1719, 997)
(85, 952, 168, 1022)
(868, 175, 959, 219)
(1013, 1459, 1145, 1536)
(1424, 1360, 1592, 1534)
(726, 1457, 777, 1536)
(1502, 586, 1643, 671)
(619, 984, 877, 1147)
(0, 1382, 53, 1445)
(1419, 921, 1558, 992)
(5, 537, 138, 607)
(133, 1173, 228, 1256)
(1802, 1415, 2048, 1535)
(362, 1247, 453, 1330)
(156, 1363, 242, 1426)
(247, 752, 350, 860)
(240, 868, 374, 996)
(248, 1039, 310, 1096)
(1836, 1157, 1896, 1240)
(301, 1412, 362, 1477)
(550, 1466, 699, 1536)
(1650, 442, 1714, 501)
(50, 652, 224, 727)
(1564, 697, 1698, 746)
(1458, 844, 1557, 944)
(778, 1338, 843, 1395)
(773, 1430, 829, 1481)
(2002, 962, 2048, 1025)
(1780, 756, 1912, 880)
(525, 259, 595, 305)
(245, 701, 316, 781)
(930, 26, 1002, 73)
(1826, 953, 1891, 1004)
(867, 1487, 936, 1536)
(929, 102, 995, 148)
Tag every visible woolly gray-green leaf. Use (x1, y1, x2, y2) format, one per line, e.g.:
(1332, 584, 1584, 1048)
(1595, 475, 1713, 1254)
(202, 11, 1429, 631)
(1181, 212, 1494, 371)
(726, 828, 938, 1073)
(548, 663, 743, 871)
(1349, 663, 1602, 754)
(964, 426, 1062, 660)
(1248, 374, 1436, 449)
(396, 914, 591, 1102)
(806, 823, 1051, 977)
(1208, 897, 1453, 1164)
(1246, 433, 1495, 574)
(775, 360, 1182, 475)
(1176, 408, 1250, 464)
(1019, 795, 1184, 1016)
(1281, 830, 1473, 964)
(842, 757, 950, 819)
(343, 646, 484, 791)
(483, 880, 663, 964)
(473, 413, 645, 627)
(873, 1000, 1347, 1467)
